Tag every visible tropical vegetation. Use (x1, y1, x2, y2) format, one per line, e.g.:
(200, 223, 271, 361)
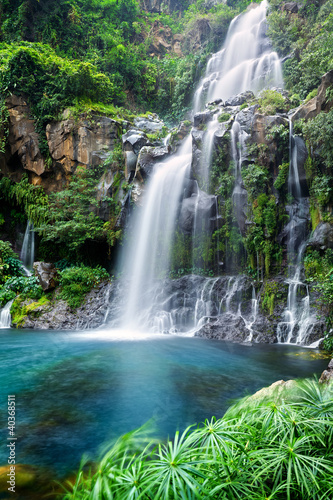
(61, 378, 333, 500)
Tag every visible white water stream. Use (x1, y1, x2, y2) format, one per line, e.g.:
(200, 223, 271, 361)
(20, 220, 35, 275)
(194, 0, 283, 112)
(0, 299, 13, 328)
(277, 121, 313, 344)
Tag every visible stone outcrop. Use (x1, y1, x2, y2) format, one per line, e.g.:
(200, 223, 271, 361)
(292, 69, 333, 122)
(33, 262, 59, 291)
(308, 222, 333, 250)
(17, 281, 110, 330)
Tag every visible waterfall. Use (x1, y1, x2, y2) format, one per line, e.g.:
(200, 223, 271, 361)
(277, 121, 313, 344)
(116, 1, 284, 335)
(0, 300, 13, 329)
(20, 221, 35, 275)
(194, 0, 283, 113)
(121, 136, 192, 328)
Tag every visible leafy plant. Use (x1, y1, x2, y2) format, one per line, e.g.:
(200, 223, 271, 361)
(61, 378, 333, 500)
(59, 265, 109, 309)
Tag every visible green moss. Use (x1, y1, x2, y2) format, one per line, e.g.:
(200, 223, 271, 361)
(11, 295, 51, 328)
(310, 205, 320, 231)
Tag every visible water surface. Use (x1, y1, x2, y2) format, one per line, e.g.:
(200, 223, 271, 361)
(0, 328, 329, 478)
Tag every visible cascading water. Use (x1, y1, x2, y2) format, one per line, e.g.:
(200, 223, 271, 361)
(277, 120, 314, 344)
(20, 220, 35, 275)
(0, 299, 13, 329)
(121, 136, 192, 329)
(115, 0, 286, 336)
(193, 0, 283, 113)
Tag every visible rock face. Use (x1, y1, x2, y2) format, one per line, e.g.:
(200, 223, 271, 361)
(46, 113, 122, 175)
(6, 95, 45, 176)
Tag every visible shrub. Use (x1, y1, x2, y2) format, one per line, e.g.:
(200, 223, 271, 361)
(218, 112, 231, 122)
(59, 265, 109, 309)
(258, 90, 285, 115)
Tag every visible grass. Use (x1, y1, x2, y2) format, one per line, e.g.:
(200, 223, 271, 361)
(60, 378, 333, 500)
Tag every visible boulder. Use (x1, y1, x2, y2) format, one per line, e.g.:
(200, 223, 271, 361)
(33, 262, 59, 291)
(122, 129, 150, 155)
(319, 358, 333, 384)
(193, 110, 213, 128)
(134, 114, 165, 134)
(308, 222, 333, 250)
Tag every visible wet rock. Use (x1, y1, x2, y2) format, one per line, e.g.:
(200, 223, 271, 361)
(236, 106, 257, 134)
(232, 185, 248, 235)
(21, 281, 111, 330)
(191, 128, 205, 148)
(33, 262, 59, 291)
(124, 151, 137, 178)
(195, 314, 249, 342)
(308, 222, 333, 250)
(179, 193, 217, 234)
(193, 110, 213, 128)
(136, 146, 169, 179)
(225, 91, 254, 107)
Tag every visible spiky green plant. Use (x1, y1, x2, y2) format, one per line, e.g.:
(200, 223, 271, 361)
(60, 379, 333, 500)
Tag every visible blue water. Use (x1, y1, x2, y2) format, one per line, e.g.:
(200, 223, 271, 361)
(0, 328, 329, 478)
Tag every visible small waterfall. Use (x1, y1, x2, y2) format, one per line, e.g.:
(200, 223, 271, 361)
(193, 0, 283, 113)
(243, 287, 258, 342)
(20, 221, 35, 275)
(0, 300, 13, 329)
(121, 136, 192, 328)
(277, 120, 312, 344)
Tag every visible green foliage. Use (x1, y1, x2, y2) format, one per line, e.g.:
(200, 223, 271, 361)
(261, 280, 285, 315)
(59, 265, 109, 309)
(0, 240, 23, 286)
(303, 110, 333, 169)
(258, 90, 285, 115)
(61, 378, 333, 500)
(268, 1, 333, 99)
(0, 275, 42, 306)
(310, 175, 333, 209)
(304, 248, 333, 351)
(0, 96, 9, 153)
(218, 112, 231, 122)
(242, 164, 268, 198)
(274, 162, 289, 191)
(305, 87, 318, 103)
(37, 164, 121, 260)
(0, 175, 49, 226)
